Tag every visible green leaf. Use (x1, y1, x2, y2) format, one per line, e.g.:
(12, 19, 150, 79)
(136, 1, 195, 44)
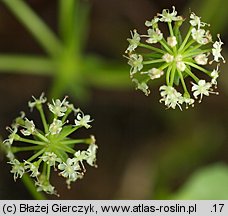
(172, 163, 228, 200)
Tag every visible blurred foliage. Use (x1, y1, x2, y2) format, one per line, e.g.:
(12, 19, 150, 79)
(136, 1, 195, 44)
(172, 163, 228, 199)
(188, 0, 228, 35)
(153, 113, 226, 199)
(0, 0, 129, 100)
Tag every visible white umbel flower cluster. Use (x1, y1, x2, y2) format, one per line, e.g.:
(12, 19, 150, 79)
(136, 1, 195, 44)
(125, 6, 224, 110)
(3, 93, 98, 196)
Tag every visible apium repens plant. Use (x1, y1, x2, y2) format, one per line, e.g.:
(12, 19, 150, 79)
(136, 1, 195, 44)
(125, 6, 225, 109)
(3, 93, 97, 196)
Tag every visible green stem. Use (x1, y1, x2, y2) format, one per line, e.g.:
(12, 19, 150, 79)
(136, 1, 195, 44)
(27, 148, 46, 162)
(56, 145, 75, 154)
(166, 65, 172, 86)
(46, 164, 51, 180)
(178, 26, 193, 52)
(18, 137, 46, 145)
(159, 63, 170, 71)
(143, 59, 165, 64)
(61, 138, 91, 145)
(21, 173, 46, 200)
(168, 22, 174, 37)
(142, 53, 163, 58)
(42, 162, 47, 176)
(37, 105, 49, 134)
(61, 109, 72, 123)
(170, 63, 176, 86)
(0, 55, 53, 74)
(184, 67, 199, 82)
(57, 126, 81, 140)
(183, 49, 211, 58)
(184, 43, 203, 54)
(35, 132, 49, 143)
(2, 0, 62, 57)
(177, 69, 188, 93)
(184, 61, 211, 76)
(139, 43, 166, 54)
(11, 146, 43, 153)
(160, 39, 173, 54)
(59, 0, 77, 46)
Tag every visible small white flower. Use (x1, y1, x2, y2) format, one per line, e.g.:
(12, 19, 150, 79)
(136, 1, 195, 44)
(176, 61, 186, 72)
(167, 36, 177, 47)
(162, 53, 174, 63)
(183, 94, 195, 109)
(86, 144, 98, 167)
(40, 152, 61, 167)
(146, 28, 163, 44)
(158, 6, 182, 22)
(74, 151, 87, 162)
(63, 101, 79, 115)
(125, 29, 140, 53)
(190, 12, 208, 29)
(145, 17, 159, 28)
(21, 118, 35, 136)
(144, 68, 164, 80)
(192, 79, 213, 102)
(6, 150, 15, 161)
(159, 85, 183, 110)
(4, 126, 18, 145)
(194, 54, 208, 65)
(132, 78, 150, 96)
(191, 28, 209, 44)
(49, 119, 63, 135)
(28, 92, 47, 111)
(74, 150, 87, 171)
(48, 97, 67, 117)
(74, 112, 93, 129)
(36, 180, 57, 195)
(8, 159, 25, 181)
(24, 161, 40, 178)
(127, 54, 143, 76)
(175, 54, 183, 62)
(212, 35, 225, 63)
(211, 66, 219, 86)
(58, 158, 80, 181)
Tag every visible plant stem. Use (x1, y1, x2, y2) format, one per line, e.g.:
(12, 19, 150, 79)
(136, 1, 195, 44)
(183, 49, 211, 58)
(166, 65, 172, 86)
(143, 59, 165, 64)
(59, 0, 77, 47)
(160, 39, 173, 54)
(177, 69, 188, 93)
(11, 146, 43, 153)
(170, 63, 176, 86)
(139, 43, 166, 54)
(27, 148, 46, 162)
(21, 173, 46, 200)
(37, 105, 49, 134)
(2, 0, 62, 57)
(184, 61, 211, 76)
(18, 137, 46, 145)
(168, 22, 174, 37)
(61, 138, 90, 145)
(178, 26, 193, 52)
(185, 67, 199, 82)
(0, 55, 53, 74)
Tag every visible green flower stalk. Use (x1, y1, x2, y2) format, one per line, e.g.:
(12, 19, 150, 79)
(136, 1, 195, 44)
(125, 6, 225, 110)
(3, 93, 97, 196)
